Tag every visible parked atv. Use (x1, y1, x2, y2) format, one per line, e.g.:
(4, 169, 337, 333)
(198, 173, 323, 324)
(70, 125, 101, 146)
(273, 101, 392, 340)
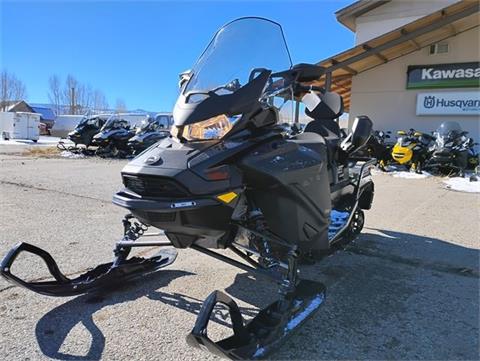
(1, 18, 376, 360)
(92, 115, 136, 158)
(128, 115, 170, 155)
(391, 128, 435, 173)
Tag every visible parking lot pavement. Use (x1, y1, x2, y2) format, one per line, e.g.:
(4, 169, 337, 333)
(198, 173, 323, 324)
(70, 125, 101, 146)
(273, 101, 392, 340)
(0, 153, 478, 360)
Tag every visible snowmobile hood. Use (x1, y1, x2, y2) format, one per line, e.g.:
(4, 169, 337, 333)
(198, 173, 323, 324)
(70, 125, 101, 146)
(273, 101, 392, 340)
(122, 137, 214, 174)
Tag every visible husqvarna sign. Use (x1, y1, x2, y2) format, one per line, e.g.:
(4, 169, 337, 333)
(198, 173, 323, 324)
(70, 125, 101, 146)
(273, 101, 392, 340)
(416, 92, 480, 115)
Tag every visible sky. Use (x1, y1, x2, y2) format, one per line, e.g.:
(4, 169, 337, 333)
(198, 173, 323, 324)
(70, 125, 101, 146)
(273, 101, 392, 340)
(0, 0, 354, 112)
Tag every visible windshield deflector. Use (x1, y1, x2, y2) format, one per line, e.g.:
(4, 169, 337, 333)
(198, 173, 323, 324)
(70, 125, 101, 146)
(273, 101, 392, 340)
(184, 17, 292, 103)
(436, 121, 462, 136)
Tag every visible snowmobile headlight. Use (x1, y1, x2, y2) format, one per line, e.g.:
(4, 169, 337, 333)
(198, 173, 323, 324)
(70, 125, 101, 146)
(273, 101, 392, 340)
(172, 114, 241, 141)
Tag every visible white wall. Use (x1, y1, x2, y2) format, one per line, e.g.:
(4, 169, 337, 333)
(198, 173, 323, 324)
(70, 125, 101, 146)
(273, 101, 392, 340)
(348, 27, 480, 139)
(355, 0, 459, 44)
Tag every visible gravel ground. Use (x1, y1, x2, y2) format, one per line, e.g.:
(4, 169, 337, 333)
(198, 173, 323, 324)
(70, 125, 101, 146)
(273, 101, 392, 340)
(0, 152, 478, 361)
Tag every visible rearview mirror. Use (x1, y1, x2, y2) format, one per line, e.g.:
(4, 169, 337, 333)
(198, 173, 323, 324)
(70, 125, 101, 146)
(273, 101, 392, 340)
(178, 69, 192, 89)
(340, 115, 373, 153)
(291, 63, 325, 82)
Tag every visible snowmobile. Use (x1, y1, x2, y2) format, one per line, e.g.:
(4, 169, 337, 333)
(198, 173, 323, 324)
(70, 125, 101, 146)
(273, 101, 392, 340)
(57, 114, 109, 152)
(128, 115, 170, 155)
(1, 18, 375, 360)
(391, 128, 435, 173)
(92, 114, 136, 158)
(424, 121, 478, 177)
(354, 130, 393, 171)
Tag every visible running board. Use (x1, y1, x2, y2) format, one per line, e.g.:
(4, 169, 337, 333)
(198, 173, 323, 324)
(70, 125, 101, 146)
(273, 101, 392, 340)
(328, 209, 351, 240)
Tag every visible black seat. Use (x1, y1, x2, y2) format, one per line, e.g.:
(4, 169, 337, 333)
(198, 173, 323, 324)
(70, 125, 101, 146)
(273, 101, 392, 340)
(302, 90, 344, 166)
(292, 131, 327, 157)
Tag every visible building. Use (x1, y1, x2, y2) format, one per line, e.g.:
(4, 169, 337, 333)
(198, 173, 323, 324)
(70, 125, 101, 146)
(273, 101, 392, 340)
(6, 101, 56, 129)
(314, 0, 479, 139)
(30, 105, 56, 129)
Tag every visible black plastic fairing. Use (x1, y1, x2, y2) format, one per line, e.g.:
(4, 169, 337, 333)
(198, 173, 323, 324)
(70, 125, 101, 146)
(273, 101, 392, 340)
(173, 70, 271, 126)
(239, 137, 331, 252)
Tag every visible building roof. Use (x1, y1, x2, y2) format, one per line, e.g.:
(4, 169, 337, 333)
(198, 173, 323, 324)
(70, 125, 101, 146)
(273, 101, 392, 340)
(311, 0, 479, 111)
(7, 100, 35, 113)
(335, 0, 391, 32)
(31, 106, 56, 121)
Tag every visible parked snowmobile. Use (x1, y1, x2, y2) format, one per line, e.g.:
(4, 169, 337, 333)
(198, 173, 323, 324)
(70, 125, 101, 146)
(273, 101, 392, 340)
(391, 128, 435, 173)
(1, 18, 375, 360)
(92, 114, 136, 157)
(424, 121, 477, 176)
(466, 138, 480, 171)
(59, 114, 109, 150)
(128, 115, 170, 155)
(354, 130, 393, 171)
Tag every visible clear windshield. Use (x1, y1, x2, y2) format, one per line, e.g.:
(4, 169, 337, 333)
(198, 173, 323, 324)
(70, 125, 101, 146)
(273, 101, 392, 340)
(101, 115, 129, 131)
(184, 17, 292, 101)
(177, 18, 293, 141)
(136, 117, 167, 134)
(436, 121, 462, 136)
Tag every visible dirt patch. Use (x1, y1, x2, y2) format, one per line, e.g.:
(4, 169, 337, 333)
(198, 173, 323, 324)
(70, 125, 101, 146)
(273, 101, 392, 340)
(22, 147, 60, 158)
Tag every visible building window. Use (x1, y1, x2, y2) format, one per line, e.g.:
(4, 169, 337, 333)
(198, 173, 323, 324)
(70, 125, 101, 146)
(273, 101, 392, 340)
(429, 42, 449, 55)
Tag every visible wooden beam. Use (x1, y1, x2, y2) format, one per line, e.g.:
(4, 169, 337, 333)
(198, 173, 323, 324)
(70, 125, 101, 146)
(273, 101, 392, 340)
(400, 28, 421, 50)
(362, 44, 388, 62)
(331, 74, 353, 82)
(325, 3, 479, 73)
(334, 88, 350, 96)
(331, 59, 358, 75)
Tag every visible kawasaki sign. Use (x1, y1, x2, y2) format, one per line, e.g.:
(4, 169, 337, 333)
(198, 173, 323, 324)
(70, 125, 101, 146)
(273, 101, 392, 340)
(416, 92, 480, 115)
(407, 62, 480, 89)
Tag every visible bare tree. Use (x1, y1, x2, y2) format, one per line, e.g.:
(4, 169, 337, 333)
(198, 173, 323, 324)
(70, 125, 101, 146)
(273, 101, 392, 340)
(0, 70, 27, 111)
(47, 74, 62, 115)
(115, 98, 127, 113)
(63, 74, 80, 114)
(48, 73, 110, 115)
(92, 89, 109, 112)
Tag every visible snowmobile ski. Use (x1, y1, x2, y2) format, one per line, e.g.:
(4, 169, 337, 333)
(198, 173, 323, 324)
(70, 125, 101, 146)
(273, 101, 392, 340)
(187, 279, 326, 360)
(0, 242, 177, 297)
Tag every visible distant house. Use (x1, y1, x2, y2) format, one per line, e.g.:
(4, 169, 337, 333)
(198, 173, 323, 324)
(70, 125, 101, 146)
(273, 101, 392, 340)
(30, 105, 56, 128)
(6, 101, 56, 129)
(6, 100, 34, 113)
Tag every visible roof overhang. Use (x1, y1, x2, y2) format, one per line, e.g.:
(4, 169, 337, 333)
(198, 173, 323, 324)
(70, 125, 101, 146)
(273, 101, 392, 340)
(336, 0, 391, 32)
(312, 0, 479, 111)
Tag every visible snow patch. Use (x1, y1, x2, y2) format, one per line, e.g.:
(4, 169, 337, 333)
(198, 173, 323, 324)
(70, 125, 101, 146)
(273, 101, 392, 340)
(0, 136, 65, 146)
(443, 176, 480, 193)
(391, 171, 432, 179)
(60, 150, 85, 159)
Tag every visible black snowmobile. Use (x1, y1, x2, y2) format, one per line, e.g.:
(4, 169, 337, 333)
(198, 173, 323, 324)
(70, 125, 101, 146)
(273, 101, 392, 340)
(354, 130, 393, 171)
(128, 115, 170, 155)
(424, 121, 477, 177)
(92, 114, 136, 158)
(1, 18, 375, 360)
(58, 114, 109, 151)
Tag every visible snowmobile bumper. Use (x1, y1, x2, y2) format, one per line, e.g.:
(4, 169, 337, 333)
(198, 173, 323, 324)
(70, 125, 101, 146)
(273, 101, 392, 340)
(187, 279, 326, 360)
(0, 242, 177, 297)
